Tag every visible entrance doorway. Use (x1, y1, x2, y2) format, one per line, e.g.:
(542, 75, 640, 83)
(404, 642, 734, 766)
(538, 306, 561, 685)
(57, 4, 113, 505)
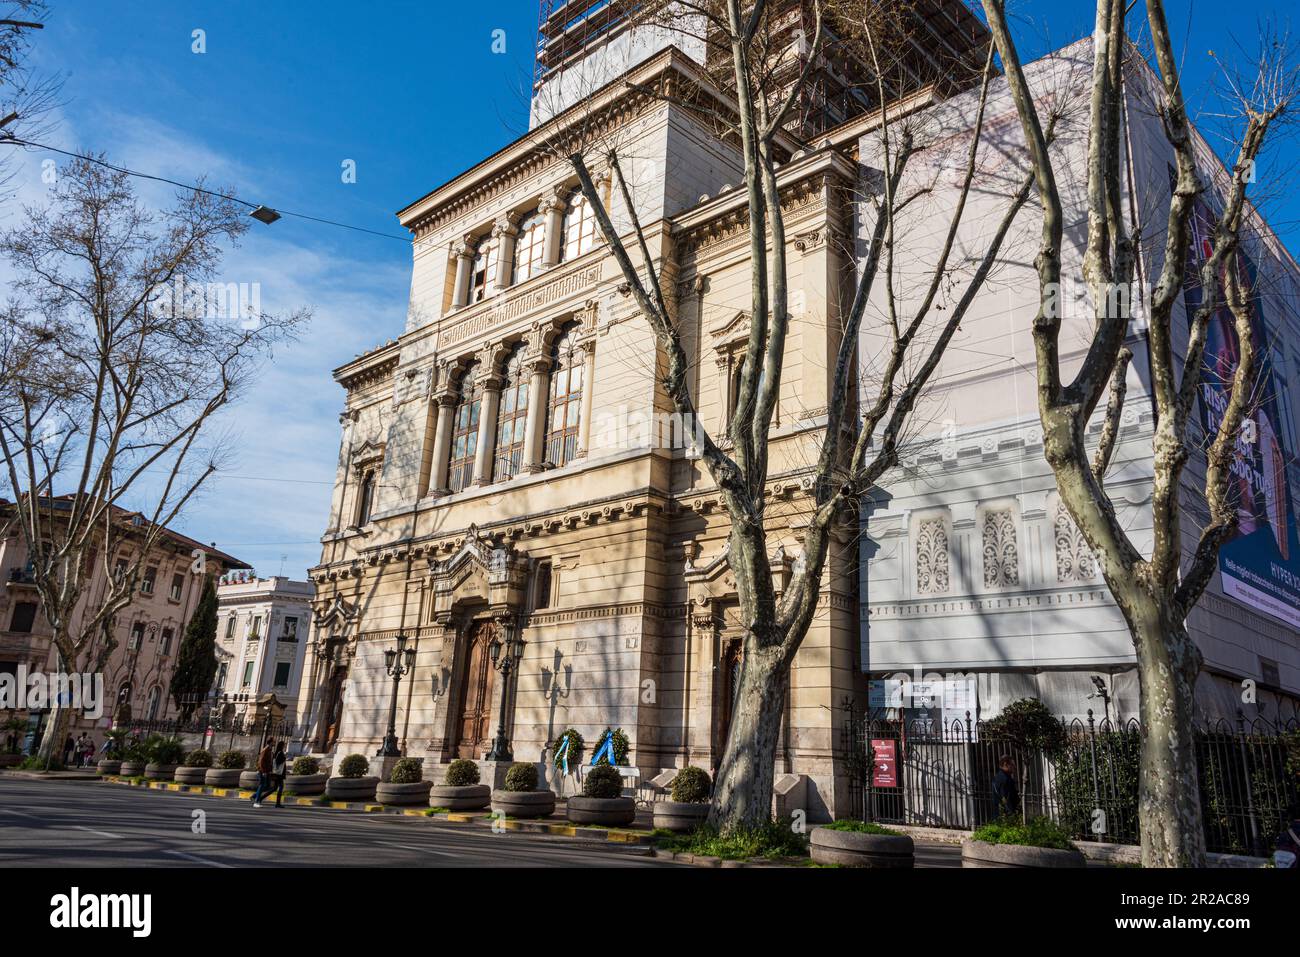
(455, 620, 497, 759)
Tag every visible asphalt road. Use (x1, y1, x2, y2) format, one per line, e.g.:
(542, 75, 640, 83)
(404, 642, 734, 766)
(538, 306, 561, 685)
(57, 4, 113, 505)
(0, 776, 675, 868)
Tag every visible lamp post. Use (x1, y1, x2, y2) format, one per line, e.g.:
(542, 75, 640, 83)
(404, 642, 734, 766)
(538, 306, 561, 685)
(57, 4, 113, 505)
(378, 634, 416, 757)
(485, 620, 524, 762)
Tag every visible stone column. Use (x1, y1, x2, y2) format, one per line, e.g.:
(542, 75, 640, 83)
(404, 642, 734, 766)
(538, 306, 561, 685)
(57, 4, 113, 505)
(539, 191, 567, 268)
(450, 238, 474, 309)
(426, 391, 457, 496)
(473, 366, 503, 486)
(491, 216, 519, 294)
(521, 354, 551, 472)
(574, 338, 597, 458)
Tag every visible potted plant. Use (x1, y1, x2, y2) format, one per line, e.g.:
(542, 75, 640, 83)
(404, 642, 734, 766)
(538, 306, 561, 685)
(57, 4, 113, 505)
(326, 753, 379, 801)
(119, 738, 148, 777)
(962, 817, 1085, 868)
(174, 748, 213, 784)
(810, 820, 914, 868)
(205, 750, 246, 787)
(377, 757, 432, 806)
(566, 763, 635, 827)
(653, 766, 712, 832)
(285, 755, 327, 796)
(96, 728, 129, 775)
(1, 717, 27, 767)
(428, 758, 490, 810)
(143, 735, 185, 780)
(491, 762, 556, 819)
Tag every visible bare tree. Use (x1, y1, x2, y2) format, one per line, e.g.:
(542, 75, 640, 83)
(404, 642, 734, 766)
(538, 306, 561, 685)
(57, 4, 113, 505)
(982, 0, 1296, 866)
(0, 156, 306, 764)
(562, 0, 1068, 831)
(0, 1, 60, 188)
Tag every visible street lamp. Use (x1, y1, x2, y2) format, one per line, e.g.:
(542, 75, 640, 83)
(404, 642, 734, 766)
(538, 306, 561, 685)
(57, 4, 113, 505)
(485, 621, 525, 762)
(378, 634, 416, 757)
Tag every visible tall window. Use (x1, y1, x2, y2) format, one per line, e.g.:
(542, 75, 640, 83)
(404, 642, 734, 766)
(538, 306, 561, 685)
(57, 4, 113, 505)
(146, 686, 161, 721)
(355, 469, 376, 525)
(469, 237, 498, 303)
(242, 661, 254, 688)
(224, 615, 237, 640)
(273, 662, 292, 688)
(546, 326, 583, 467)
(562, 188, 597, 261)
(448, 363, 482, 493)
(141, 565, 157, 594)
(493, 345, 530, 482)
(128, 621, 145, 650)
(169, 572, 185, 601)
(9, 601, 36, 633)
(160, 627, 174, 656)
(512, 210, 546, 284)
(281, 616, 298, 642)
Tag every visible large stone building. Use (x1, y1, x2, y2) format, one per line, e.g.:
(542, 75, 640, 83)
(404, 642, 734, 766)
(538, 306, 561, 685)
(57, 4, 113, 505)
(213, 575, 314, 727)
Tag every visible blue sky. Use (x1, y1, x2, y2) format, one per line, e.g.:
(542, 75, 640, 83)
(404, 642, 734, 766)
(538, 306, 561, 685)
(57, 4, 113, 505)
(8, 0, 1297, 580)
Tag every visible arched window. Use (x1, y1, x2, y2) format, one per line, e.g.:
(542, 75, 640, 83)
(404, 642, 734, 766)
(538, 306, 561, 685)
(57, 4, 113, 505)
(493, 345, 530, 482)
(512, 210, 546, 284)
(448, 363, 482, 493)
(146, 686, 162, 721)
(562, 189, 597, 261)
(355, 470, 376, 525)
(469, 237, 498, 304)
(546, 326, 583, 467)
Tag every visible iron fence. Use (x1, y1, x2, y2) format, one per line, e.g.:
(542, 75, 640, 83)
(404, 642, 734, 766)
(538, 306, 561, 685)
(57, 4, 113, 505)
(840, 700, 1300, 857)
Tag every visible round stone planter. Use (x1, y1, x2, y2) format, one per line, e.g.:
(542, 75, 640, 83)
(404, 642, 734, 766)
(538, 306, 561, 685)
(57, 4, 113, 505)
(491, 789, 557, 819)
(144, 763, 178, 781)
(326, 776, 379, 801)
(961, 839, 1086, 868)
(239, 770, 264, 791)
(174, 766, 210, 785)
(566, 796, 636, 827)
(652, 801, 710, 833)
(285, 772, 327, 796)
(377, 780, 433, 806)
(205, 768, 244, 787)
(96, 759, 122, 775)
(429, 784, 491, 810)
(810, 827, 915, 868)
(119, 761, 146, 777)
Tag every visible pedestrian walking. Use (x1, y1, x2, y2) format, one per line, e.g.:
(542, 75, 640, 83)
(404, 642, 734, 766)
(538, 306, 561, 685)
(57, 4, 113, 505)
(61, 734, 75, 766)
(270, 741, 287, 808)
(992, 755, 1021, 818)
(251, 739, 275, 808)
(81, 736, 95, 767)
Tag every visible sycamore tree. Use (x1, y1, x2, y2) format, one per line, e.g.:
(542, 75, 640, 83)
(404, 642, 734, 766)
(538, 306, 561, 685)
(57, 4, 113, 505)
(0, 156, 306, 763)
(559, 0, 1076, 831)
(982, 0, 1297, 866)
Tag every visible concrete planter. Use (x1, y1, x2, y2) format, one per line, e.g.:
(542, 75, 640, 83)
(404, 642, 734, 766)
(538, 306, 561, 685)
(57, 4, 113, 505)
(239, 770, 264, 791)
(429, 784, 491, 810)
(961, 839, 1086, 868)
(174, 766, 209, 785)
(566, 796, 636, 827)
(377, 780, 433, 806)
(810, 827, 915, 868)
(144, 763, 177, 781)
(96, 759, 121, 775)
(652, 801, 710, 833)
(491, 789, 557, 819)
(326, 776, 379, 801)
(119, 761, 146, 777)
(285, 773, 328, 796)
(205, 768, 244, 787)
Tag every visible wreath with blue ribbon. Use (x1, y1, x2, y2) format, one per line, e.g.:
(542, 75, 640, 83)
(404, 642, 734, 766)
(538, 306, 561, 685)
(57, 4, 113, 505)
(553, 728, 584, 776)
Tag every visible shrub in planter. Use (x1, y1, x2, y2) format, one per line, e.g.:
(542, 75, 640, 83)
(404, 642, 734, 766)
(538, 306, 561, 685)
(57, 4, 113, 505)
(143, 738, 182, 780)
(338, 753, 369, 778)
(217, 750, 247, 770)
(174, 749, 214, 784)
(291, 756, 320, 776)
(654, 766, 712, 832)
(184, 749, 213, 767)
(327, 753, 378, 801)
(962, 817, 1085, 868)
(811, 820, 914, 868)
(205, 750, 246, 787)
(492, 762, 555, 819)
(567, 764, 634, 827)
(430, 759, 489, 810)
(377, 757, 431, 806)
(390, 757, 423, 784)
(284, 755, 327, 796)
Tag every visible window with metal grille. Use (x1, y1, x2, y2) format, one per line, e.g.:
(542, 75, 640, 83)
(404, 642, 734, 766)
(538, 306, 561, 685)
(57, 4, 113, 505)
(448, 363, 482, 493)
(546, 326, 582, 467)
(494, 345, 530, 481)
(562, 188, 597, 261)
(469, 237, 498, 303)
(512, 210, 546, 284)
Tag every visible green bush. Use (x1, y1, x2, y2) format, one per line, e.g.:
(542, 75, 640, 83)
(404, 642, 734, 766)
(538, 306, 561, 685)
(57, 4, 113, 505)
(984, 698, 1067, 755)
(338, 754, 369, 778)
(290, 756, 320, 776)
(390, 757, 423, 784)
(583, 763, 624, 799)
(445, 758, 480, 786)
(216, 750, 246, 770)
(183, 749, 213, 768)
(592, 727, 630, 766)
(972, 816, 1076, 851)
(504, 761, 538, 792)
(670, 765, 711, 803)
(144, 734, 186, 766)
(1056, 727, 1140, 845)
(821, 819, 901, 836)
(18, 755, 64, 771)
(658, 823, 809, 861)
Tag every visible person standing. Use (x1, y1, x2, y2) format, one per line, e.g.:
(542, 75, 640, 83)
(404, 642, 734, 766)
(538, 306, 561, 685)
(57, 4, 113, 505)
(61, 734, 75, 767)
(269, 742, 287, 808)
(992, 755, 1021, 818)
(251, 739, 275, 808)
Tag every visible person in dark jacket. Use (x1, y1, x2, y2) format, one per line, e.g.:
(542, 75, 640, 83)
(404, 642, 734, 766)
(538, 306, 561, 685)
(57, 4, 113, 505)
(251, 740, 275, 808)
(61, 734, 75, 766)
(269, 742, 287, 808)
(992, 755, 1021, 817)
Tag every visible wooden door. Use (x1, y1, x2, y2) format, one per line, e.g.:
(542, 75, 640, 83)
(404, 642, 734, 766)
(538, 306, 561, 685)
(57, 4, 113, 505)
(456, 621, 496, 759)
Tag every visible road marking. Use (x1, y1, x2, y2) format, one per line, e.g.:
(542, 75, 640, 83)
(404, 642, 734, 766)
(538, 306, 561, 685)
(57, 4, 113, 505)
(163, 850, 233, 868)
(0, 808, 41, 820)
(374, 841, 454, 857)
(71, 825, 124, 839)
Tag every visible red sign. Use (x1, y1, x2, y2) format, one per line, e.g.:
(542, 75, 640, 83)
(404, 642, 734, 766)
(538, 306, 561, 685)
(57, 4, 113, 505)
(871, 739, 897, 788)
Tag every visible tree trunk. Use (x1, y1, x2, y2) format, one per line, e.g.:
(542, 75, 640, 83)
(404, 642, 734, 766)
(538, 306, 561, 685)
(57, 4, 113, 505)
(35, 694, 71, 769)
(1129, 600, 1207, 867)
(707, 644, 786, 832)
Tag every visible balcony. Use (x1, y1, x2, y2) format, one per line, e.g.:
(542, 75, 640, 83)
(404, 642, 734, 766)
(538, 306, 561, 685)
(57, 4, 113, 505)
(6, 566, 37, 589)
